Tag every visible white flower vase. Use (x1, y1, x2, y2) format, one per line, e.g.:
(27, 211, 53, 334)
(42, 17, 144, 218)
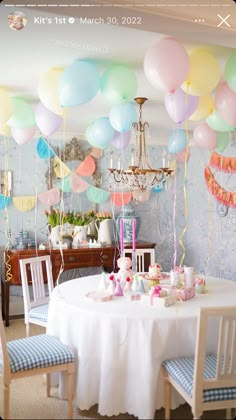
(48, 225, 61, 247)
(72, 225, 88, 247)
(95, 219, 113, 245)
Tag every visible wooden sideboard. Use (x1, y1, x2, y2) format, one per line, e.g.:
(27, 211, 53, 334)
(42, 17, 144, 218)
(1, 242, 156, 326)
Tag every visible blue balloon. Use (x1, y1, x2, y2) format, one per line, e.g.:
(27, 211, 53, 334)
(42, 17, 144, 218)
(109, 102, 137, 132)
(86, 117, 114, 149)
(59, 60, 100, 107)
(168, 129, 187, 154)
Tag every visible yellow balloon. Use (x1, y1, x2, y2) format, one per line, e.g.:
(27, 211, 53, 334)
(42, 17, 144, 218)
(189, 95, 214, 121)
(182, 49, 221, 96)
(0, 89, 13, 127)
(38, 67, 64, 115)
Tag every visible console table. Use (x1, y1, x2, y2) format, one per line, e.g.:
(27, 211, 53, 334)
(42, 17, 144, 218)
(1, 242, 156, 326)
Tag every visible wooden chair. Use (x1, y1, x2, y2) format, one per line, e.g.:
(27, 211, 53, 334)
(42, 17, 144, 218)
(162, 306, 236, 419)
(19, 256, 54, 336)
(0, 312, 75, 419)
(123, 248, 155, 272)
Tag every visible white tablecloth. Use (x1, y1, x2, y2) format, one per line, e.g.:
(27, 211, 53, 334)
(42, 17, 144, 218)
(47, 275, 236, 419)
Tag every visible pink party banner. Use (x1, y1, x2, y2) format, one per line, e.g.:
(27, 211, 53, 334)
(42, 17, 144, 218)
(110, 192, 132, 206)
(38, 187, 60, 206)
(70, 173, 89, 192)
(75, 155, 95, 176)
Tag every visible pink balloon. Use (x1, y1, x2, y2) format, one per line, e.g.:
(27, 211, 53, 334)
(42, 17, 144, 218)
(144, 37, 189, 93)
(165, 88, 198, 123)
(215, 82, 236, 127)
(193, 122, 217, 150)
(111, 130, 130, 149)
(35, 102, 63, 137)
(11, 126, 36, 145)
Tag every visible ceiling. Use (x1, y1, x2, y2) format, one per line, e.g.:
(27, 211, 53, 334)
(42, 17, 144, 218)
(0, 0, 236, 143)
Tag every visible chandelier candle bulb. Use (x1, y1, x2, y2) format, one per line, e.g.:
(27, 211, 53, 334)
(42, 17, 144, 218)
(162, 150, 166, 168)
(117, 156, 121, 170)
(110, 152, 113, 169)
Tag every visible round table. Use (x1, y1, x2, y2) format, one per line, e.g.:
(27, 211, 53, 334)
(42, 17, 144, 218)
(46, 275, 236, 419)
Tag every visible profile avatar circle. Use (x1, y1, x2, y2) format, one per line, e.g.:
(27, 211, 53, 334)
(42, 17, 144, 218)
(8, 11, 27, 31)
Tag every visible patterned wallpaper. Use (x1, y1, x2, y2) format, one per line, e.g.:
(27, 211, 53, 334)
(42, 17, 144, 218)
(0, 135, 235, 292)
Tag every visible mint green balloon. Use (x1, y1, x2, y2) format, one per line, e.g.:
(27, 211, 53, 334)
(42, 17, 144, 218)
(216, 132, 230, 153)
(100, 64, 137, 104)
(206, 110, 234, 132)
(225, 50, 236, 93)
(8, 97, 35, 128)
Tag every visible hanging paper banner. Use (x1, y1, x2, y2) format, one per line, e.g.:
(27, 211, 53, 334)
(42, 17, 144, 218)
(204, 166, 236, 208)
(36, 137, 56, 159)
(110, 192, 132, 206)
(13, 196, 37, 212)
(53, 156, 71, 178)
(70, 173, 89, 192)
(86, 185, 110, 203)
(0, 194, 12, 209)
(57, 176, 73, 192)
(209, 152, 236, 173)
(75, 155, 95, 176)
(38, 187, 60, 206)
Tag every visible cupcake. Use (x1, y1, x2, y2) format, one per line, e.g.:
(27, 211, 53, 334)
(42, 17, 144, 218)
(148, 263, 162, 279)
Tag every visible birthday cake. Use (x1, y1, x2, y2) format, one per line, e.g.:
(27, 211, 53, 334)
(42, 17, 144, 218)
(147, 263, 162, 279)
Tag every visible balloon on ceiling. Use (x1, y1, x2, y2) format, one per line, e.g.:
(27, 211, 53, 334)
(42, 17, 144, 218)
(193, 122, 217, 150)
(109, 102, 137, 132)
(168, 128, 187, 154)
(0, 89, 13, 135)
(38, 67, 64, 115)
(165, 88, 198, 124)
(58, 59, 100, 107)
(100, 64, 137, 104)
(111, 130, 131, 150)
(189, 94, 214, 121)
(206, 109, 235, 132)
(182, 49, 221, 96)
(35, 102, 63, 137)
(144, 37, 189, 93)
(8, 97, 35, 128)
(86, 117, 114, 149)
(224, 50, 236, 93)
(215, 81, 236, 127)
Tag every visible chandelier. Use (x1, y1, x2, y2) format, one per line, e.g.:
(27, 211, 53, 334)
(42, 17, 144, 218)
(108, 97, 173, 195)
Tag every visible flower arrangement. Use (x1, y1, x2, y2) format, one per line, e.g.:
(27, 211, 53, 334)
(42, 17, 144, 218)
(44, 209, 95, 227)
(44, 208, 61, 227)
(95, 211, 112, 222)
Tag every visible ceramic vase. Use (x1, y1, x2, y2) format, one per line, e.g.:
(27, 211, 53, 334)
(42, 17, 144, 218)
(116, 203, 141, 243)
(72, 225, 88, 247)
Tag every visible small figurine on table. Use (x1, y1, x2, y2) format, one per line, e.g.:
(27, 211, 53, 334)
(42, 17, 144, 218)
(117, 257, 133, 287)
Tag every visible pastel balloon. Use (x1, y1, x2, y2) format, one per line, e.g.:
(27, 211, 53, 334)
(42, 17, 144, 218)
(182, 49, 221, 95)
(100, 64, 137, 104)
(109, 102, 137, 132)
(35, 102, 62, 137)
(11, 126, 36, 145)
(8, 97, 35, 128)
(0, 89, 13, 130)
(59, 60, 100, 107)
(193, 122, 217, 149)
(165, 88, 198, 123)
(225, 50, 236, 93)
(168, 129, 187, 154)
(215, 82, 236, 127)
(206, 110, 234, 132)
(176, 148, 190, 163)
(144, 37, 189, 93)
(38, 67, 64, 115)
(86, 117, 114, 149)
(189, 95, 214, 121)
(216, 132, 230, 153)
(111, 130, 131, 149)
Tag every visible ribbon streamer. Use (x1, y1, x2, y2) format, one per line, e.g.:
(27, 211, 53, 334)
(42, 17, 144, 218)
(179, 125, 189, 267)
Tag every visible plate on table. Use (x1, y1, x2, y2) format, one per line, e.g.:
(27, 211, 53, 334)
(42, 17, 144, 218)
(85, 290, 113, 302)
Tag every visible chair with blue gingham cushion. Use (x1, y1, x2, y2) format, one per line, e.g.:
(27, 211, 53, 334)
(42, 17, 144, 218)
(162, 306, 236, 419)
(19, 256, 54, 336)
(0, 313, 75, 420)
